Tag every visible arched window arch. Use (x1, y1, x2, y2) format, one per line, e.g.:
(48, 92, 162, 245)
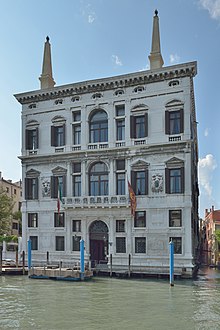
(89, 110, 108, 143)
(89, 162, 108, 196)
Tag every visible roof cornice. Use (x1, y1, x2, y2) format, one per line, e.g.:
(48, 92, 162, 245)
(14, 61, 197, 105)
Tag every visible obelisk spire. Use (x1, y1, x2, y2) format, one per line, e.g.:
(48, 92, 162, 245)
(39, 36, 56, 89)
(148, 10, 164, 70)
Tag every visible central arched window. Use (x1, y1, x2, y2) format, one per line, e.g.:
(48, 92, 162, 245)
(89, 110, 108, 143)
(89, 162, 108, 196)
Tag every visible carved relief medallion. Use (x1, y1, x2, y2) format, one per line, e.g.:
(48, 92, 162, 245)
(151, 173, 163, 193)
(41, 178, 51, 197)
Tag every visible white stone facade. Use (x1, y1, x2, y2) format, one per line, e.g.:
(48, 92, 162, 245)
(15, 61, 199, 277)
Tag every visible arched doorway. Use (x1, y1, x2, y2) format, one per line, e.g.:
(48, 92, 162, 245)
(89, 220, 108, 267)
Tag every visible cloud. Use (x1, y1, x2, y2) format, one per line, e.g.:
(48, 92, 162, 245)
(204, 128, 209, 137)
(80, 1, 97, 24)
(198, 154, 217, 197)
(88, 12, 96, 23)
(139, 63, 150, 71)
(199, 0, 220, 19)
(112, 55, 123, 66)
(169, 53, 180, 65)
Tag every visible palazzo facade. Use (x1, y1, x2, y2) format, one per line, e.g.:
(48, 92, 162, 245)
(15, 12, 199, 277)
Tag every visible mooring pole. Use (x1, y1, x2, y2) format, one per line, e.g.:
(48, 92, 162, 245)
(0, 246, 2, 274)
(110, 254, 112, 277)
(46, 251, 49, 265)
(169, 240, 174, 286)
(128, 253, 131, 278)
(80, 239, 85, 280)
(22, 251, 25, 275)
(27, 239, 32, 271)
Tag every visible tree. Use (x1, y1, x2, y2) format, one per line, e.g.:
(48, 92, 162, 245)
(215, 229, 220, 244)
(0, 188, 14, 235)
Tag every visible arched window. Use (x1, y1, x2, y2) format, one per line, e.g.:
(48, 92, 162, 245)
(89, 110, 108, 143)
(89, 162, 108, 196)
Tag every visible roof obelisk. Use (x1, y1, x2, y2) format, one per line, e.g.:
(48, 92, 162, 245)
(148, 10, 164, 70)
(39, 36, 56, 89)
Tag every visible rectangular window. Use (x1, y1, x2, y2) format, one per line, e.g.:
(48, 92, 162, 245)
(115, 104, 125, 117)
(12, 222, 18, 230)
(131, 170, 148, 195)
(51, 175, 66, 198)
(72, 220, 81, 232)
(116, 119, 125, 141)
(54, 212, 65, 227)
(55, 236, 65, 251)
(134, 211, 146, 227)
(169, 237, 182, 254)
(135, 237, 146, 253)
(73, 124, 81, 145)
(72, 163, 81, 196)
(51, 124, 65, 147)
(165, 109, 183, 135)
(116, 160, 125, 195)
(116, 237, 126, 253)
(30, 236, 38, 250)
(116, 220, 125, 232)
(130, 114, 148, 139)
(28, 213, 38, 227)
(166, 167, 184, 194)
(25, 128, 39, 150)
(73, 111, 81, 122)
(72, 236, 81, 251)
(169, 210, 182, 227)
(25, 178, 39, 200)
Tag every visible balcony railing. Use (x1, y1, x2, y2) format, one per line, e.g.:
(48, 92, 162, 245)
(62, 195, 129, 208)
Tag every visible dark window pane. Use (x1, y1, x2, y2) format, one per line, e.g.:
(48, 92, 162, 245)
(30, 236, 38, 250)
(72, 236, 81, 251)
(134, 211, 146, 227)
(135, 237, 146, 253)
(54, 213, 65, 227)
(116, 220, 125, 232)
(116, 237, 126, 253)
(169, 237, 182, 254)
(56, 236, 65, 251)
(169, 210, 182, 227)
(116, 173, 125, 195)
(72, 220, 81, 232)
(28, 213, 38, 227)
(115, 104, 125, 116)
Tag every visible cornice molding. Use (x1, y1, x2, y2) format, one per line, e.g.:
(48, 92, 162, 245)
(14, 61, 197, 105)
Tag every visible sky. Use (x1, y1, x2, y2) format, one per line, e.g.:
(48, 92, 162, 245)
(0, 0, 219, 218)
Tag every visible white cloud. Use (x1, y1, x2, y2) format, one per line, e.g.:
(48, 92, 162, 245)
(204, 128, 209, 137)
(198, 154, 217, 197)
(112, 55, 123, 66)
(169, 53, 180, 65)
(88, 13, 96, 23)
(80, 1, 97, 24)
(199, 0, 220, 19)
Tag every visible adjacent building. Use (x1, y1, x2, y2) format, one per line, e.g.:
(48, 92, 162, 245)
(15, 11, 199, 277)
(0, 171, 22, 236)
(201, 206, 220, 266)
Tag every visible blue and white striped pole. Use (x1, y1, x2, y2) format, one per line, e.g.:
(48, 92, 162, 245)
(80, 239, 85, 280)
(169, 240, 174, 286)
(28, 239, 32, 271)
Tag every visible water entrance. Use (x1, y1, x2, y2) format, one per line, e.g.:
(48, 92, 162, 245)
(89, 220, 108, 267)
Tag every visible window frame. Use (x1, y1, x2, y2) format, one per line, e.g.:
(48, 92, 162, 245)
(169, 210, 182, 227)
(130, 113, 148, 139)
(165, 109, 184, 135)
(55, 236, 65, 251)
(135, 237, 146, 253)
(169, 237, 182, 254)
(54, 212, 65, 227)
(30, 236, 38, 250)
(28, 213, 38, 228)
(134, 211, 146, 228)
(116, 220, 126, 233)
(116, 237, 126, 253)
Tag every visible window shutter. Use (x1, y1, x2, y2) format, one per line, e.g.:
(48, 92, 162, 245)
(51, 176, 57, 198)
(25, 130, 29, 150)
(144, 113, 148, 137)
(63, 175, 66, 197)
(130, 116, 135, 138)
(35, 178, 39, 199)
(36, 127, 39, 148)
(131, 170, 136, 192)
(145, 169, 148, 195)
(51, 126, 56, 146)
(25, 178, 28, 199)
(63, 124, 66, 145)
(180, 166, 185, 193)
(165, 111, 170, 135)
(180, 109, 184, 133)
(165, 168, 170, 194)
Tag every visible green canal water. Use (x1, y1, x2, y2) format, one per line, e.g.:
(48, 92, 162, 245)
(0, 268, 220, 330)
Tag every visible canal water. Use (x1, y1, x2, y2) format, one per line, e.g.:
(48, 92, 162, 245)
(0, 268, 220, 330)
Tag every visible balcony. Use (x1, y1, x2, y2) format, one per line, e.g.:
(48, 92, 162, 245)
(62, 195, 129, 209)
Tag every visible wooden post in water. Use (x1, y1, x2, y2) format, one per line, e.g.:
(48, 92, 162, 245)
(128, 254, 131, 278)
(28, 240, 32, 271)
(169, 240, 174, 286)
(46, 251, 49, 265)
(15, 247, 18, 268)
(0, 246, 2, 274)
(110, 254, 112, 277)
(80, 239, 85, 280)
(22, 251, 25, 275)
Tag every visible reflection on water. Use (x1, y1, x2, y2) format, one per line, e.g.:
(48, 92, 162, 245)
(0, 268, 220, 330)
